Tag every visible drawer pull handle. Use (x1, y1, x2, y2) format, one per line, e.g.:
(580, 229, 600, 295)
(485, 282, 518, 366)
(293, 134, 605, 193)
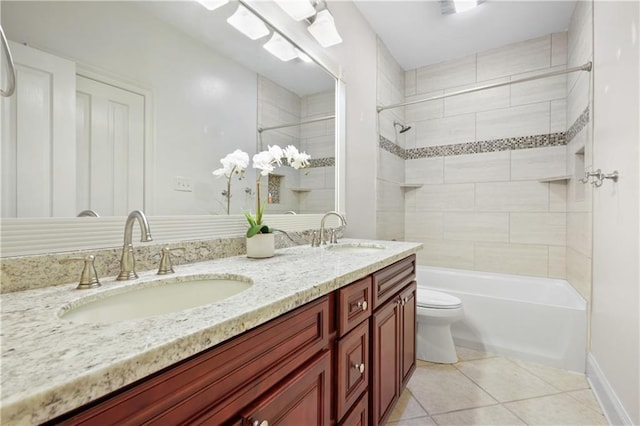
(354, 363, 365, 374)
(354, 300, 368, 311)
(252, 421, 269, 426)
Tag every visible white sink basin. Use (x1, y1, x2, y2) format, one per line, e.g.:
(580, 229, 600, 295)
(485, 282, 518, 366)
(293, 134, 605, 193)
(59, 274, 253, 324)
(325, 243, 387, 253)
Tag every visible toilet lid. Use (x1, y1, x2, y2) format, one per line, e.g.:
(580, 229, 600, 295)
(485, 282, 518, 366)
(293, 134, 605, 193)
(417, 289, 462, 309)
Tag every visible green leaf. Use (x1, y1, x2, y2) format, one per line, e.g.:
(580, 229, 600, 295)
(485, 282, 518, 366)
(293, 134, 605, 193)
(243, 211, 257, 227)
(246, 224, 270, 238)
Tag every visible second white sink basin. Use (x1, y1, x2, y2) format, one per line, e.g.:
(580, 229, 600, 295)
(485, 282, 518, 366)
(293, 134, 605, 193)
(325, 243, 387, 253)
(59, 274, 253, 324)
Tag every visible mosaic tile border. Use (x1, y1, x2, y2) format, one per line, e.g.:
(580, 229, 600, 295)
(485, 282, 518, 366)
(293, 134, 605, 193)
(380, 107, 590, 160)
(267, 174, 282, 204)
(566, 107, 590, 143)
(309, 157, 335, 167)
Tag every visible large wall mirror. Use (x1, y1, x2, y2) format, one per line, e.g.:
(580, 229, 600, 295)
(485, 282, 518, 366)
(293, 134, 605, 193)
(1, 0, 339, 220)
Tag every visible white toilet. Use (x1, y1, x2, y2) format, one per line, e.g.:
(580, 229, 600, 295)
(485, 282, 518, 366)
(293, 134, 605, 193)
(416, 288, 464, 364)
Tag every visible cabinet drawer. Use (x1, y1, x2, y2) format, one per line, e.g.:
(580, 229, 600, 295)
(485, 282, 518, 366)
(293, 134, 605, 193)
(338, 391, 368, 426)
(336, 320, 369, 421)
(371, 255, 416, 310)
(55, 296, 330, 425)
(239, 350, 332, 426)
(338, 276, 372, 336)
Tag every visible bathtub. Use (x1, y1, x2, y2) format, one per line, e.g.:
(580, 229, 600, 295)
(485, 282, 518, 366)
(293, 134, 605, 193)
(416, 266, 587, 372)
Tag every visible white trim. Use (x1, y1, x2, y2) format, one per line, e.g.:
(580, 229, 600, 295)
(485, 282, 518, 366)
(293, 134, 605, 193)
(587, 352, 634, 426)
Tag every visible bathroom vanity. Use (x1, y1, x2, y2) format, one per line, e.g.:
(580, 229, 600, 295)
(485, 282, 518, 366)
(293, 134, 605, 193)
(0, 240, 420, 425)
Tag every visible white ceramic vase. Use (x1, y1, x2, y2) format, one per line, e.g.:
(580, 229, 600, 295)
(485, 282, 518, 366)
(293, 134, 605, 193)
(246, 233, 275, 258)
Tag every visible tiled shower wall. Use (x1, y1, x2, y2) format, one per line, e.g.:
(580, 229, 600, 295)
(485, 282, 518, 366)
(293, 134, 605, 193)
(377, 32, 587, 278)
(377, 38, 406, 241)
(257, 76, 335, 214)
(565, 1, 593, 302)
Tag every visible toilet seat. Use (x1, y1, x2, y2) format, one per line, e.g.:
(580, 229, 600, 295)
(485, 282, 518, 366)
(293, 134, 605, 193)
(417, 289, 462, 309)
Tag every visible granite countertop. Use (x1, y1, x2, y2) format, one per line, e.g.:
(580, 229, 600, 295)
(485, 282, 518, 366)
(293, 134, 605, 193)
(0, 239, 422, 425)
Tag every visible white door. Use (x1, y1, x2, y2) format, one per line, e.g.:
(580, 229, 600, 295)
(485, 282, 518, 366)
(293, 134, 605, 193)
(1, 41, 76, 217)
(76, 76, 145, 216)
(591, 1, 639, 424)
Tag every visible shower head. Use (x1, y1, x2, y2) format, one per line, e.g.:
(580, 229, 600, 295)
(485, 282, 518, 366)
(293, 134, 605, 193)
(394, 121, 412, 134)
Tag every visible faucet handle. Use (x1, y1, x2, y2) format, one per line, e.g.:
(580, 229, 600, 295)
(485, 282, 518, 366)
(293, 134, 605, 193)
(60, 255, 101, 290)
(329, 228, 338, 244)
(310, 231, 320, 247)
(157, 246, 185, 275)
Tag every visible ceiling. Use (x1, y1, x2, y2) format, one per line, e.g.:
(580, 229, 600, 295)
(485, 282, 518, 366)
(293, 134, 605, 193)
(353, 0, 577, 71)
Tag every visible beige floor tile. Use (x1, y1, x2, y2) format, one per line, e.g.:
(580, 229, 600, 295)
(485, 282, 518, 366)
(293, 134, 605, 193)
(566, 389, 604, 414)
(505, 393, 609, 425)
(417, 359, 442, 367)
(432, 404, 526, 425)
(386, 416, 437, 426)
(455, 346, 496, 362)
(389, 389, 429, 422)
(407, 364, 497, 415)
(455, 357, 558, 402)
(509, 357, 589, 391)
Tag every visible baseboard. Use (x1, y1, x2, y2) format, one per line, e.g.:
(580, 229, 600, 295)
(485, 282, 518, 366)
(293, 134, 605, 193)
(586, 352, 634, 425)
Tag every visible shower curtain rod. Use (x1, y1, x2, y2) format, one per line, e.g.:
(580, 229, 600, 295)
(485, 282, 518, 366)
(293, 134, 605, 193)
(376, 61, 592, 113)
(257, 115, 336, 133)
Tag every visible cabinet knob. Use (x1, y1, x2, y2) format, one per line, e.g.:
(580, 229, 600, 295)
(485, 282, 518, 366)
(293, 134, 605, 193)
(354, 363, 365, 374)
(252, 421, 268, 426)
(354, 300, 368, 311)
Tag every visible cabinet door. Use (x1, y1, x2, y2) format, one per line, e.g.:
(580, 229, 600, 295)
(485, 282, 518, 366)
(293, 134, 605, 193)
(336, 320, 369, 421)
(399, 282, 417, 389)
(240, 350, 331, 426)
(371, 298, 400, 425)
(338, 391, 368, 426)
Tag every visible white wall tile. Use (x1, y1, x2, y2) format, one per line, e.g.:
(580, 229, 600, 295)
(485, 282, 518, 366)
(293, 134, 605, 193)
(566, 247, 592, 302)
(445, 151, 511, 183)
(416, 54, 476, 93)
(552, 32, 568, 67)
(510, 69, 567, 106)
(476, 181, 549, 211)
(567, 0, 593, 90)
(549, 181, 567, 212)
(510, 146, 567, 181)
(444, 77, 510, 116)
(414, 184, 475, 211)
(550, 99, 567, 133)
(567, 212, 592, 257)
(477, 102, 550, 141)
(415, 238, 475, 270)
(405, 157, 444, 184)
(477, 35, 551, 81)
(415, 113, 475, 147)
(475, 242, 549, 277)
(510, 212, 567, 246)
(377, 211, 405, 241)
(549, 246, 567, 279)
(405, 69, 417, 97)
(377, 178, 405, 212)
(405, 90, 444, 123)
(444, 212, 509, 242)
(378, 148, 405, 183)
(405, 212, 443, 239)
(567, 71, 590, 127)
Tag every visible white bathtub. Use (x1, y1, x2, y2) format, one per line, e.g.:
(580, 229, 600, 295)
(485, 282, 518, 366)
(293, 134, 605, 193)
(417, 266, 587, 372)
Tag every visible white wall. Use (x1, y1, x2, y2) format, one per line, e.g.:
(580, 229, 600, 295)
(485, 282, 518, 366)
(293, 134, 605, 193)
(589, 1, 640, 424)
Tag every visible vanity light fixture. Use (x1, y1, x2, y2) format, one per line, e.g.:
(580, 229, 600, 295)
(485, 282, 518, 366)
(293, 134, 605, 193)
(307, 9, 342, 47)
(263, 32, 298, 61)
(274, 0, 316, 21)
(195, 0, 228, 11)
(440, 0, 484, 14)
(227, 4, 270, 40)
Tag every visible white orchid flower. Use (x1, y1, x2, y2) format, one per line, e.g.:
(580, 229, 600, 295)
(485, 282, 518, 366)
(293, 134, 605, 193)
(213, 149, 249, 178)
(253, 151, 275, 176)
(267, 145, 284, 166)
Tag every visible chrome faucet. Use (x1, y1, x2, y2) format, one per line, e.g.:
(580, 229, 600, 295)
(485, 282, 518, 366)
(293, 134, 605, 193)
(117, 210, 153, 280)
(316, 211, 347, 246)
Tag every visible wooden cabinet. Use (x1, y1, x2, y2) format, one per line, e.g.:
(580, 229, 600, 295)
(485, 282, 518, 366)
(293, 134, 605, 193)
(370, 256, 417, 426)
(48, 254, 417, 426)
(238, 351, 331, 426)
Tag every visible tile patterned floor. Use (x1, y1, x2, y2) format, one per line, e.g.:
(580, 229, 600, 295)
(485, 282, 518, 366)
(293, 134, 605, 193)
(387, 347, 609, 426)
